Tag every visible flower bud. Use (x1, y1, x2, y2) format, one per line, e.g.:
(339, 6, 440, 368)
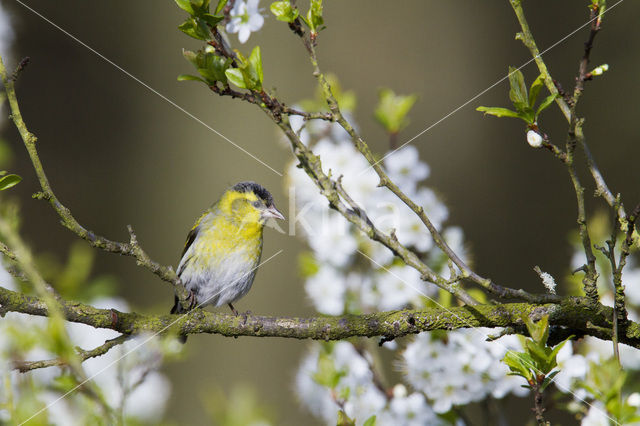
(527, 130, 543, 148)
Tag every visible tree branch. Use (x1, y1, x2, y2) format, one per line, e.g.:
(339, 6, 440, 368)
(13, 334, 130, 373)
(510, 1, 612, 302)
(302, 31, 559, 304)
(509, 0, 571, 121)
(1, 285, 638, 348)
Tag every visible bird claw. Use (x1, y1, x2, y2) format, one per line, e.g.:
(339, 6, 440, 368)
(188, 290, 197, 310)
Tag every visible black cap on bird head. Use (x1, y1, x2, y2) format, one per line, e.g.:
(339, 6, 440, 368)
(232, 181, 285, 220)
(232, 181, 274, 205)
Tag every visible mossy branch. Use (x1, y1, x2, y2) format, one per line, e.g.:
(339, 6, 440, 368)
(1, 285, 639, 348)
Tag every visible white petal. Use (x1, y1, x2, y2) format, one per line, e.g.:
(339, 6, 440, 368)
(238, 26, 251, 43)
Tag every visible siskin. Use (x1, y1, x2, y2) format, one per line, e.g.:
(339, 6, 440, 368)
(171, 182, 284, 340)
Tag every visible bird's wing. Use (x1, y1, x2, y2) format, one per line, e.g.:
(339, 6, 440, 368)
(179, 206, 218, 260)
(180, 224, 199, 259)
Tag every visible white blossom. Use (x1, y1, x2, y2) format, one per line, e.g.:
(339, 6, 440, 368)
(287, 100, 474, 424)
(527, 130, 543, 148)
(305, 265, 346, 315)
(0, 288, 172, 424)
(226, 0, 264, 44)
(538, 270, 557, 294)
(403, 330, 527, 413)
(373, 265, 433, 310)
(581, 401, 610, 426)
(0, 2, 13, 59)
(383, 146, 430, 194)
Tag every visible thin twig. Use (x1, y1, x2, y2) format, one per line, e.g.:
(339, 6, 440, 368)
(0, 54, 191, 309)
(13, 335, 130, 372)
(302, 29, 560, 304)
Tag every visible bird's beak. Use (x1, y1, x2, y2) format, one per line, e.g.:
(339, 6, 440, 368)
(262, 205, 285, 220)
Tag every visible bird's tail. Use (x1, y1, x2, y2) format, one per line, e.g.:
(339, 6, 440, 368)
(170, 295, 188, 343)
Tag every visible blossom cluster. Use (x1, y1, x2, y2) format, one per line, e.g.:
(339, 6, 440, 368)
(286, 113, 535, 424)
(0, 266, 174, 424)
(296, 342, 444, 426)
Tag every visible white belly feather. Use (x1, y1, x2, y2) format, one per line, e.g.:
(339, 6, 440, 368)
(177, 235, 262, 308)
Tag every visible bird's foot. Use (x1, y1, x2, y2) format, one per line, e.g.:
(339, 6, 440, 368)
(187, 290, 197, 310)
(228, 303, 239, 316)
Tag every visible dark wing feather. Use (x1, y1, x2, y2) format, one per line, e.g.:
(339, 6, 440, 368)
(181, 225, 199, 259)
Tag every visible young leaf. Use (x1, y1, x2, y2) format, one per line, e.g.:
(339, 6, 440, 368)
(178, 18, 211, 40)
(0, 174, 22, 190)
(175, 0, 195, 15)
(476, 106, 521, 119)
(374, 88, 417, 134)
(307, 0, 324, 33)
(503, 350, 534, 381)
(197, 52, 230, 84)
(528, 74, 545, 108)
(363, 415, 377, 426)
(337, 410, 356, 426)
(536, 93, 558, 117)
(540, 370, 560, 392)
(248, 45, 264, 89)
(214, 0, 228, 14)
(549, 335, 574, 368)
(524, 314, 549, 346)
(182, 49, 199, 67)
(270, 1, 299, 22)
(225, 68, 248, 89)
(177, 74, 208, 83)
(508, 67, 528, 106)
(525, 339, 553, 373)
(201, 13, 223, 26)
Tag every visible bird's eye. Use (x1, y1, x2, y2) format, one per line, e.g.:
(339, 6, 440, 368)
(251, 200, 261, 208)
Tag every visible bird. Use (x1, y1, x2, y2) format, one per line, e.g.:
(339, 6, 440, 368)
(170, 181, 284, 341)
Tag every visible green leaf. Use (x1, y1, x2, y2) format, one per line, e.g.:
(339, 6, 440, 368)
(363, 415, 377, 426)
(374, 88, 418, 134)
(524, 314, 549, 346)
(536, 93, 558, 117)
(298, 252, 319, 277)
(182, 49, 198, 67)
(337, 410, 356, 426)
(177, 74, 208, 83)
(540, 370, 560, 392)
(519, 107, 536, 124)
(476, 106, 521, 118)
(175, 0, 195, 14)
(271, 1, 299, 22)
(201, 13, 223, 26)
(306, 0, 324, 32)
(528, 74, 545, 108)
(0, 174, 22, 190)
(503, 350, 534, 381)
(178, 18, 211, 40)
(525, 339, 553, 373)
(312, 351, 346, 388)
(225, 68, 247, 89)
(214, 0, 228, 14)
(508, 67, 528, 106)
(197, 52, 230, 84)
(547, 336, 572, 364)
(176, 0, 215, 17)
(248, 45, 264, 88)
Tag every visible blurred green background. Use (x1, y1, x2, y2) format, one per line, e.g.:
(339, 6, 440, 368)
(1, 0, 639, 424)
